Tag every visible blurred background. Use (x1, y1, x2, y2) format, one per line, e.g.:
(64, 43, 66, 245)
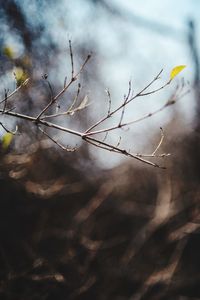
(0, 1, 200, 299)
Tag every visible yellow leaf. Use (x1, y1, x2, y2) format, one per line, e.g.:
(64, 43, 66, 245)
(2, 132, 13, 150)
(170, 65, 186, 81)
(13, 67, 28, 87)
(3, 46, 15, 59)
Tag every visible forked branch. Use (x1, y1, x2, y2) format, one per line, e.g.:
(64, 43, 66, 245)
(0, 41, 188, 168)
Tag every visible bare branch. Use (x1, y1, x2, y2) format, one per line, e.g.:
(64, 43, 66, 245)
(36, 51, 91, 120)
(102, 132, 108, 143)
(105, 88, 112, 115)
(0, 122, 18, 135)
(119, 80, 132, 126)
(0, 44, 188, 168)
(69, 39, 74, 79)
(67, 82, 81, 112)
(0, 108, 84, 138)
(2, 89, 8, 113)
(46, 79, 54, 100)
(38, 126, 76, 152)
(85, 69, 165, 134)
(84, 89, 189, 137)
(84, 136, 164, 168)
(41, 93, 90, 120)
(116, 136, 122, 148)
(63, 76, 67, 88)
(152, 127, 164, 155)
(0, 78, 30, 105)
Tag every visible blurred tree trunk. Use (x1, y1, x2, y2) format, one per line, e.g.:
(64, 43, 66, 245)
(188, 20, 200, 130)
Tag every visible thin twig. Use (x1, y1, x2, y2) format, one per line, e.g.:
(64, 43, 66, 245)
(102, 132, 108, 143)
(84, 136, 163, 168)
(85, 69, 164, 133)
(0, 108, 84, 138)
(46, 80, 54, 100)
(0, 122, 18, 135)
(69, 39, 74, 79)
(64, 76, 67, 88)
(41, 92, 90, 120)
(38, 126, 76, 152)
(84, 104, 167, 136)
(119, 80, 132, 126)
(2, 89, 8, 113)
(36, 53, 91, 120)
(67, 82, 81, 112)
(84, 90, 189, 137)
(0, 78, 30, 105)
(116, 136, 122, 148)
(105, 88, 112, 115)
(0, 51, 188, 168)
(85, 136, 120, 153)
(136, 153, 170, 158)
(0, 87, 188, 168)
(42, 82, 82, 119)
(152, 127, 164, 155)
(138, 81, 170, 96)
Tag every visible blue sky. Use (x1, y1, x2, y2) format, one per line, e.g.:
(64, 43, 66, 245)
(57, 0, 198, 166)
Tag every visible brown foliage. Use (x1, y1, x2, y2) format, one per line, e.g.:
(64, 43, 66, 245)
(1, 127, 200, 299)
